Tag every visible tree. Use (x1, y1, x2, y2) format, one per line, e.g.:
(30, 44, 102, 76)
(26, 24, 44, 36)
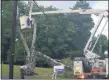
(2, 1, 95, 67)
(68, 1, 94, 51)
(1, 1, 12, 62)
(93, 34, 108, 57)
(1, 1, 30, 63)
(72, 1, 91, 9)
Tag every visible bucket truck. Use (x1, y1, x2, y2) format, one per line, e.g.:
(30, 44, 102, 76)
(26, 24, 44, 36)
(73, 11, 108, 79)
(18, 1, 108, 79)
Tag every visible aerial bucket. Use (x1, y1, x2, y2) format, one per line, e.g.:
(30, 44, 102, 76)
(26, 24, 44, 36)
(20, 15, 32, 30)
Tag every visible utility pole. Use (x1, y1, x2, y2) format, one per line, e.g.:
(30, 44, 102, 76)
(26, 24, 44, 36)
(9, 0, 17, 79)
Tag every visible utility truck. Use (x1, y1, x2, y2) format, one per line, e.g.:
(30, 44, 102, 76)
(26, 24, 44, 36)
(18, 1, 108, 79)
(73, 10, 108, 79)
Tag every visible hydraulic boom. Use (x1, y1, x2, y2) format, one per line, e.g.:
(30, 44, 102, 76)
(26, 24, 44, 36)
(19, 1, 108, 78)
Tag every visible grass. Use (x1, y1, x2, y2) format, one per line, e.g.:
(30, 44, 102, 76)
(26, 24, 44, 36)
(1, 64, 69, 79)
(1, 64, 53, 79)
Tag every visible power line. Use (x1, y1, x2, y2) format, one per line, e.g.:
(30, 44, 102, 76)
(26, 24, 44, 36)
(32, 0, 53, 27)
(33, 0, 48, 18)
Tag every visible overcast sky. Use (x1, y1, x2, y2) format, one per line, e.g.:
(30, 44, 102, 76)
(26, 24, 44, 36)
(36, 1, 108, 38)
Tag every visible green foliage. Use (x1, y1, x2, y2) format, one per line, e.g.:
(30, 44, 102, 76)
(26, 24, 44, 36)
(63, 68, 73, 78)
(56, 58, 73, 78)
(93, 34, 108, 58)
(69, 50, 83, 60)
(104, 39, 108, 48)
(61, 58, 72, 66)
(58, 68, 73, 79)
(1, 1, 13, 62)
(2, 1, 12, 40)
(35, 8, 76, 59)
(2, 1, 104, 67)
(2, 64, 53, 79)
(14, 38, 26, 63)
(72, 1, 91, 9)
(69, 1, 94, 50)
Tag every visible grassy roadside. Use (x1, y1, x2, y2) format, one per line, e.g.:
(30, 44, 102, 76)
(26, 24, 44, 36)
(2, 64, 71, 79)
(1, 64, 53, 79)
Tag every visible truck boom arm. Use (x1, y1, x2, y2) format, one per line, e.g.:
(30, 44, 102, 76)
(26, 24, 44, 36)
(83, 11, 108, 59)
(31, 9, 108, 16)
(19, 1, 108, 76)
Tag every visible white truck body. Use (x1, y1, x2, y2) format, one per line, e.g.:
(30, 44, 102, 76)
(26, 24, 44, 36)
(73, 61, 83, 75)
(105, 58, 108, 76)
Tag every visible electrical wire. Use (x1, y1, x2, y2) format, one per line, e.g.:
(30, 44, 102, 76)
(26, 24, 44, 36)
(33, 0, 48, 18)
(32, 0, 55, 28)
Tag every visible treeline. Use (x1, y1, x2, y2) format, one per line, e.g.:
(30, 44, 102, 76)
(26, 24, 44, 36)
(1, 1, 108, 67)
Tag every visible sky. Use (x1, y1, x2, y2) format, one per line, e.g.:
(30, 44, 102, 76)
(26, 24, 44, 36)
(36, 1, 108, 39)
(90, 1, 108, 38)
